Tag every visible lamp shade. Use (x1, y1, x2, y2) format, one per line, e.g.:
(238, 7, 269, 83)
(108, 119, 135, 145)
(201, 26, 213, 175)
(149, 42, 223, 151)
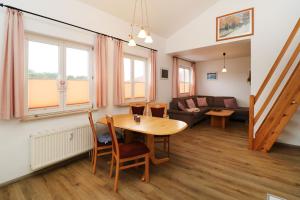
(144, 35, 153, 43)
(138, 28, 147, 38)
(128, 38, 136, 46)
(222, 68, 227, 73)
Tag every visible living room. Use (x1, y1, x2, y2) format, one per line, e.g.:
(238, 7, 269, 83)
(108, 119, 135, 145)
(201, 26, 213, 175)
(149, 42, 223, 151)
(0, 0, 299, 200)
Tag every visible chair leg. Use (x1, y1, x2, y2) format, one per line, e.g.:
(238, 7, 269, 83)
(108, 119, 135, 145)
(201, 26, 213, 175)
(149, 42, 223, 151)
(114, 160, 120, 192)
(109, 155, 114, 178)
(144, 154, 150, 183)
(92, 149, 97, 174)
(91, 149, 95, 164)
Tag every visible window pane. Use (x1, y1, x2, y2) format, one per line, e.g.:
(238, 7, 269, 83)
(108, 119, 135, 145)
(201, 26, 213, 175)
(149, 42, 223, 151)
(134, 83, 145, 98)
(179, 82, 185, 94)
(124, 82, 132, 98)
(66, 47, 89, 105)
(124, 58, 131, 82)
(184, 68, 190, 82)
(179, 68, 184, 82)
(134, 60, 145, 82)
(28, 41, 59, 109)
(184, 83, 190, 93)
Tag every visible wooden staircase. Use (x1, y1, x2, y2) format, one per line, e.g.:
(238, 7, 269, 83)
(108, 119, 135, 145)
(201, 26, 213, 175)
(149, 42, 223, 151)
(248, 18, 300, 152)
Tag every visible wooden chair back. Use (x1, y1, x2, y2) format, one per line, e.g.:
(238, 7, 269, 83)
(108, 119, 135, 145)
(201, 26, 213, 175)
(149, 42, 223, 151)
(148, 102, 168, 118)
(88, 111, 98, 148)
(106, 115, 120, 158)
(128, 102, 147, 115)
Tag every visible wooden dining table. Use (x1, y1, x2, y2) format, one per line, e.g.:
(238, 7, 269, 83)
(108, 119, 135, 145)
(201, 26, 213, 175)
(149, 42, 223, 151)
(98, 114, 188, 165)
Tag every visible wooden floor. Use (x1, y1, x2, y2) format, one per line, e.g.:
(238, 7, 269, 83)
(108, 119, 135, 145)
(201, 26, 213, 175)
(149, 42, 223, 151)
(1, 121, 300, 200)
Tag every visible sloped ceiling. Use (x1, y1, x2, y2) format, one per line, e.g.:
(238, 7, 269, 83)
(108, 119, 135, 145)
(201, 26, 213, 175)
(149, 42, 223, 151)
(77, 0, 219, 38)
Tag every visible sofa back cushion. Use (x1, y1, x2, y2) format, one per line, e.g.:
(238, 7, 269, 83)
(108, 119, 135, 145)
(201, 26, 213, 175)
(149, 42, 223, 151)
(196, 96, 214, 106)
(186, 98, 196, 108)
(178, 101, 186, 111)
(197, 97, 208, 107)
(224, 98, 238, 109)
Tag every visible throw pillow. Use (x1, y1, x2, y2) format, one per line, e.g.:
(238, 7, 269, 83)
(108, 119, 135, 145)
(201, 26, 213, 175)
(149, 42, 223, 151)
(178, 101, 186, 111)
(186, 108, 200, 112)
(224, 98, 238, 109)
(186, 99, 196, 109)
(197, 97, 208, 107)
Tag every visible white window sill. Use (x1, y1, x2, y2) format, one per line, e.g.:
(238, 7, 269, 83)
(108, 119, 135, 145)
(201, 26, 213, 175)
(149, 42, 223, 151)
(21, 108, 98, 121)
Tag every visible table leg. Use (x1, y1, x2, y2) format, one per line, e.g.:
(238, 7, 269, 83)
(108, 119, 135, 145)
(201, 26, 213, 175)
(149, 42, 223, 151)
(145, 135, 169, 165)
(222, 117, 226, 128)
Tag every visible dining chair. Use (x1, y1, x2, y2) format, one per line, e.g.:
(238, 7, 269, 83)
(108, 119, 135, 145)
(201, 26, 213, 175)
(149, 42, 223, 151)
(88, 111, 114, 174)
(148, 102, 170, 156)
(129, 102, 147, 115)
(106, 115, 150, 192)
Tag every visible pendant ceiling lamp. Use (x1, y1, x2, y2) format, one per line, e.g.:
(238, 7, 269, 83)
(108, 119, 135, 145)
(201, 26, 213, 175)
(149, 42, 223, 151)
(128, 0, 153, 46)
(222, 52, 227, 73)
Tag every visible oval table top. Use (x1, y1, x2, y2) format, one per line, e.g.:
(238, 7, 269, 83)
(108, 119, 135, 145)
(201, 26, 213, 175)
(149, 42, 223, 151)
(98, 114, 188, 136)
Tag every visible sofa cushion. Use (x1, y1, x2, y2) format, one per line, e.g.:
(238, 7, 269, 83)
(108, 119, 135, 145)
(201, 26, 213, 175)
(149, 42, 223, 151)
(224, 98, 238, 109)
(197, 97, 208, 107)
(186, 98, 196, 108)
(178, 101, 186, 111)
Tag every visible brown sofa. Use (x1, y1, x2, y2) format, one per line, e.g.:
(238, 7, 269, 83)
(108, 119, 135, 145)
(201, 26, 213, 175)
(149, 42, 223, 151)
(168, 96, 249, 128)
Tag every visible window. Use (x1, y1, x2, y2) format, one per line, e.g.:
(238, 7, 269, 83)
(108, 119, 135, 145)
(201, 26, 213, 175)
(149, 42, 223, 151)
(25, 34, 93, 115)
(179, 66, 191, 94)
(123, 55, 147, 100)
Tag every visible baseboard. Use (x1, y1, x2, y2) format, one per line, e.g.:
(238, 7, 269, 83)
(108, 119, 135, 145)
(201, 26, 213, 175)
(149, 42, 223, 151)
(275, 141, 300, 148)
(0, 152, 90, 188)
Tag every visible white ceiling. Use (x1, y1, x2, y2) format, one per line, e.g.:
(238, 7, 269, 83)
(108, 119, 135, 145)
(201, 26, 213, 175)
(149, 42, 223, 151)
(174, 39, 251, 62)
(77, 0, 219, 38)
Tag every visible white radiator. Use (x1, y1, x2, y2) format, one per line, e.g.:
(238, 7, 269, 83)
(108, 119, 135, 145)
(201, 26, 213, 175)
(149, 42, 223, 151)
(30, 125, 92, 170)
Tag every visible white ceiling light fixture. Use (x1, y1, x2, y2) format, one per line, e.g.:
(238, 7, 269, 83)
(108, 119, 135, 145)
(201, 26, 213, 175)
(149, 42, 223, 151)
(222, 52, 227, 73)
(128, 0, 153, 46)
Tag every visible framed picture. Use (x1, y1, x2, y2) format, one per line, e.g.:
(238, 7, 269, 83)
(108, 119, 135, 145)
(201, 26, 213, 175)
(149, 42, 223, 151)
(207, 72, 217, 80)
(216, 8, 254, 41)
(160, 68, 169, 80)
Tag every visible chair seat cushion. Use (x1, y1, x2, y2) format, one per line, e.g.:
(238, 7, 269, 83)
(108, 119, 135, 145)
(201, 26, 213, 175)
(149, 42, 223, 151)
(119, 142, 149, 159)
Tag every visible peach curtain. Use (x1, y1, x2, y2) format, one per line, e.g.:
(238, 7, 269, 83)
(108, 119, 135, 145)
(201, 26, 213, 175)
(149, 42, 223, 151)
(190, 62, 196, 96)
(0, 9, 25, 120)
(148, 50, 157, 101)
(94, 35, 108, 108)
(113, 40, 125, 105)
(172, 57, 180, 98)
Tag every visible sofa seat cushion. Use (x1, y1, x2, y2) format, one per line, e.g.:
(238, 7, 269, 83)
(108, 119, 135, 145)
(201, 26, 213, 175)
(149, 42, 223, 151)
(119, 142, 149, 159)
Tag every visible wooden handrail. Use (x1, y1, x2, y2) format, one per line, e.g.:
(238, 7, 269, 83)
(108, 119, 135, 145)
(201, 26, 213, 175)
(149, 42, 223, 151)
(248, 95, 255, 150)
(255, 18, 300, 102)
(254, 44, 300, 123)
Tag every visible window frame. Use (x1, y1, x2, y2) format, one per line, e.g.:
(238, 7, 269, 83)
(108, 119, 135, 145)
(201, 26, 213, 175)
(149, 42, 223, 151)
(179, 65, 192, 95)
(24, 33, 94, 116)
(123, 54, 148, 102)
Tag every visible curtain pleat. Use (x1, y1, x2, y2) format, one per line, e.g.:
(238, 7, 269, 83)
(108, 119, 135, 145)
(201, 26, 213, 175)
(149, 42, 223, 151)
(0, 9, 25, 120)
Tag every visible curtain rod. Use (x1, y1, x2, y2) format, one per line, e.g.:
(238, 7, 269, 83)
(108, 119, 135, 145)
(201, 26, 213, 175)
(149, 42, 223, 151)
(0, 3, 157, 52)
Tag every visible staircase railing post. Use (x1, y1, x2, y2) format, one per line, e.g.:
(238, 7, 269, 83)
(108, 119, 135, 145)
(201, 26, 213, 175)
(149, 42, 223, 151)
(248, 95, 255, 150)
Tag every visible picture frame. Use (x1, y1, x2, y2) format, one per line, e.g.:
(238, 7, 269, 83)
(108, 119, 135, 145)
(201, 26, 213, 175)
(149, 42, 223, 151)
(160, 68, 169, 80)
(207, 72, 217, 80)
(216, 8, 254, 41)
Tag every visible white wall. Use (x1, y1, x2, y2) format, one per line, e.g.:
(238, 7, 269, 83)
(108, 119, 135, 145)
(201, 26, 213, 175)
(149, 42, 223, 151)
(0, 0, 172, 184)
(166, 0, 300, 146)
(196, 56, 250, 107)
